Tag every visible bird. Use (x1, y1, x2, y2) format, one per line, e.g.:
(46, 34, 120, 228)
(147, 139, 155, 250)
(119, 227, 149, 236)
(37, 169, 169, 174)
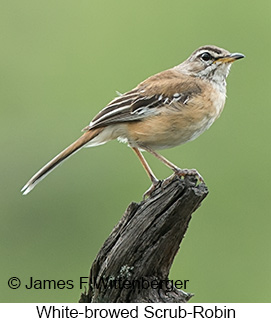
(21, 45, 244, 197)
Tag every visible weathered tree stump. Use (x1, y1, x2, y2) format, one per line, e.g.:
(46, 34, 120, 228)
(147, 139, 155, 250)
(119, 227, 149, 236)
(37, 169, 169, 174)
(79, 174, 208, 303)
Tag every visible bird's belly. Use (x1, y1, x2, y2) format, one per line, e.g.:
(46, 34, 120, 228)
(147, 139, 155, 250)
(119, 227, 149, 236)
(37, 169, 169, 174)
(125, 87, 225, 150)
(125, 111, 218, 150)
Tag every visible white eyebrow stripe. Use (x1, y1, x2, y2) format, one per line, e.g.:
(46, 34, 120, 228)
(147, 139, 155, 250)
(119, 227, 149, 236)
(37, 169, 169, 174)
(194, 49, 207, 57)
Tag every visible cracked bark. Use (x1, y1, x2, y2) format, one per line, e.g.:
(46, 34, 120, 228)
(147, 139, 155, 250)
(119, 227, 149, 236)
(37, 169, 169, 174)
(79, 174, 208, 303)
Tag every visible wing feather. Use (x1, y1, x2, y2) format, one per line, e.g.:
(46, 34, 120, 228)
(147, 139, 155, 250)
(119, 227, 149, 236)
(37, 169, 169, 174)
(83, 70, 202, 131)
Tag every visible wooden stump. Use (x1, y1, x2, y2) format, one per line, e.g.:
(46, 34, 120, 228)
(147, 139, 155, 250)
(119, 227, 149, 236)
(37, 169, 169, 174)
(79, 175, 208, 303)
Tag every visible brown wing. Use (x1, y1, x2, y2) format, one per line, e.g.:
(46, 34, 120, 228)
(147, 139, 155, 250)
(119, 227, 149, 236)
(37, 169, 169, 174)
(84, 69, 202, 130)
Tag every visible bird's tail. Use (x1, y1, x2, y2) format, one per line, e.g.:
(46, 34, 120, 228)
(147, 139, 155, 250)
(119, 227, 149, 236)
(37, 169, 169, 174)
(21, 128, 103, 195)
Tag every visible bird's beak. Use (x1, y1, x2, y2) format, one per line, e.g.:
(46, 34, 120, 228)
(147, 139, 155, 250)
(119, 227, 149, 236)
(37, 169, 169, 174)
(215, 53, 245, 64)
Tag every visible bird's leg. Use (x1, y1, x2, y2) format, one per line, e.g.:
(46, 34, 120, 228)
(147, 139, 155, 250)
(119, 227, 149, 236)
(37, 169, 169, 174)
(139, 145, 205, 184)
(131, 147, 160, 198)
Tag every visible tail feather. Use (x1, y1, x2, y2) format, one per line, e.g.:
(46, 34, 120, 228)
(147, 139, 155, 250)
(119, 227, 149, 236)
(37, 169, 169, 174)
(21, 129, 102, 195)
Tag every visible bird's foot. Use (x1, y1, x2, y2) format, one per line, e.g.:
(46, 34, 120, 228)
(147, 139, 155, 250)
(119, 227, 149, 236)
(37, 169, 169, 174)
(174, 168, 205, 184)
(143, 169, 204, 199)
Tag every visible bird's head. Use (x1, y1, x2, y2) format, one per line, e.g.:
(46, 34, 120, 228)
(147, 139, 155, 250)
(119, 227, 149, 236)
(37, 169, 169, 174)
(176, 45, 244, 88)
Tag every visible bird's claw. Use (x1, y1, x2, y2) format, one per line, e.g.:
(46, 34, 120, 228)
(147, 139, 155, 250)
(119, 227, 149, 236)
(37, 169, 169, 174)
(175, 168, 205, 184)
(143, 169, 204, 200)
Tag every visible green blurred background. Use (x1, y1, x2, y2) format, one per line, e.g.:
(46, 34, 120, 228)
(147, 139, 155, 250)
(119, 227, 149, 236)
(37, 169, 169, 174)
(1, 0, 270, 303)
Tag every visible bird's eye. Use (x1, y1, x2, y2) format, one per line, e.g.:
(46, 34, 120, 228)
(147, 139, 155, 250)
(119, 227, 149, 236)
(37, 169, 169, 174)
(200, 52, 213, 61)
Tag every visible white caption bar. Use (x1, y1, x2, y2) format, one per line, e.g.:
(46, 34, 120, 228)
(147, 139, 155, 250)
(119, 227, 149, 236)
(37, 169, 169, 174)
(1, 303, 271, 322)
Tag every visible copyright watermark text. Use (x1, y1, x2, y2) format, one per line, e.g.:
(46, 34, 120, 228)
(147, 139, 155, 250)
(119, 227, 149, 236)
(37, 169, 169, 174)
(7, 276, 189, 292)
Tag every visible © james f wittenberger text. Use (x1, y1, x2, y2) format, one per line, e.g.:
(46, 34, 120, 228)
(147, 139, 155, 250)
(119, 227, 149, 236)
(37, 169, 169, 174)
(8, 276, 189, 292)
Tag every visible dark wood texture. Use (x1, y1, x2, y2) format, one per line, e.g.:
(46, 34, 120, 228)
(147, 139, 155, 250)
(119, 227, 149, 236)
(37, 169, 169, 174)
(79, 175, 208, 303)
